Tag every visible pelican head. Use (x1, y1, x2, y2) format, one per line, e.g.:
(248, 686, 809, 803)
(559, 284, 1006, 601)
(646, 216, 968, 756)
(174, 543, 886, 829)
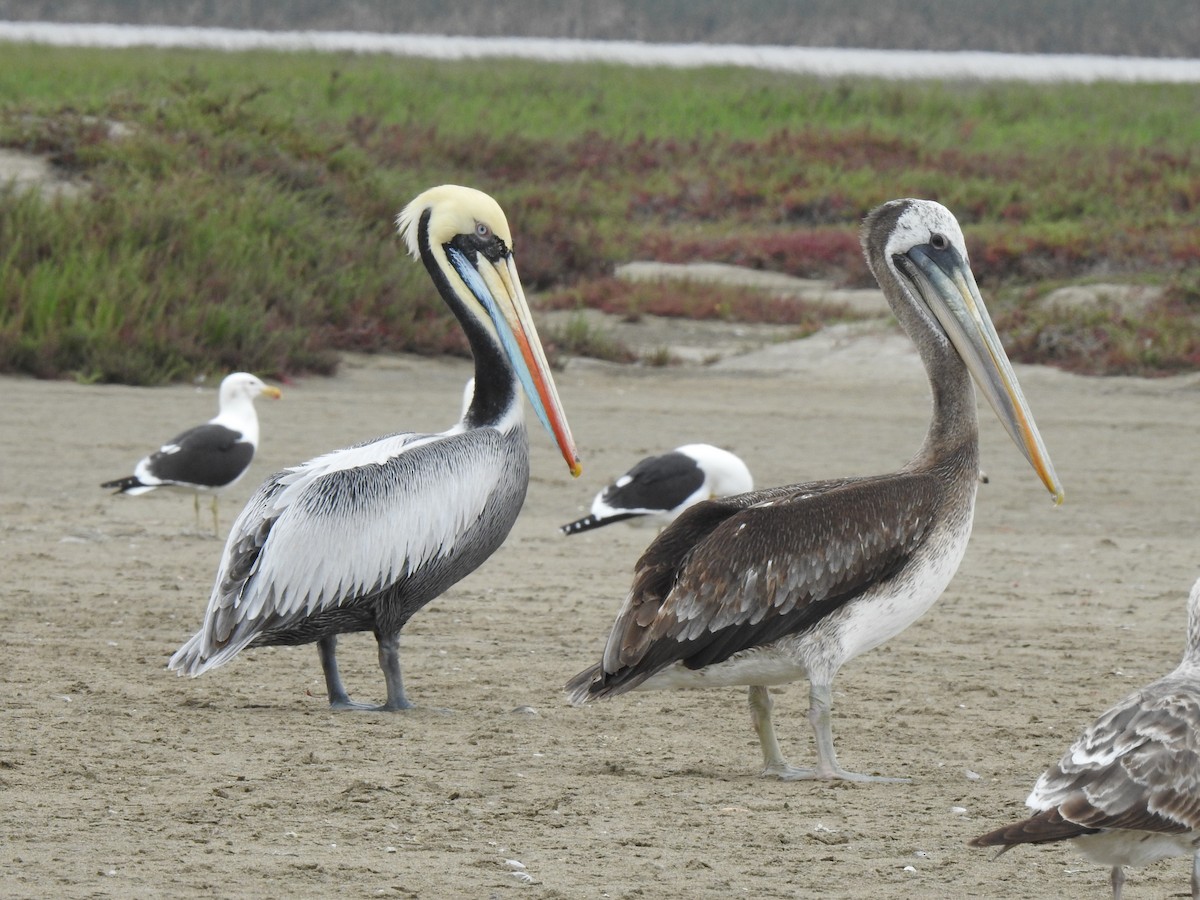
(398, 185, 581, 476)
(868, 199, 1064, 504)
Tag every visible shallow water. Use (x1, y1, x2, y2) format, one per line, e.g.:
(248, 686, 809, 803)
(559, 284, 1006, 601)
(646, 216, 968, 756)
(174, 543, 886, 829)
(1, 20, 1198, 82)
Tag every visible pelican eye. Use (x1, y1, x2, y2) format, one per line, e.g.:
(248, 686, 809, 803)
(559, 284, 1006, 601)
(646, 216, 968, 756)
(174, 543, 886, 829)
(470, 221, 509, 262)
(929, 232, 949, 251)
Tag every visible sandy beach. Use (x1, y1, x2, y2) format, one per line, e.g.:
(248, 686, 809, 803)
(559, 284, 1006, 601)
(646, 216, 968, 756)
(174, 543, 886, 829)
(3, 321, 1199, 899)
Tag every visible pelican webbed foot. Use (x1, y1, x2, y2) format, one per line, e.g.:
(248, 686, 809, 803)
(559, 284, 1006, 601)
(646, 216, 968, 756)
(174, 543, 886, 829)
(329, 697, 387, 712)
(317, 633, 417, 711)
(748, 683, 911, 784)
(760, 762, 910, 784)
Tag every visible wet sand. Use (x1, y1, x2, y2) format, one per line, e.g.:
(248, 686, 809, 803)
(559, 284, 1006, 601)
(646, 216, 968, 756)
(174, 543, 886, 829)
(3, 333, 1198, 899)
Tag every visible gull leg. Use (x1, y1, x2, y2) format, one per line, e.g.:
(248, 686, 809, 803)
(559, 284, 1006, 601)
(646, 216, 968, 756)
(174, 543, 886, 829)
(319, 635, 375, 711)
(193, 493, 201, 531)
(376, 631, 414, 711)
(809, 682, 909, 783)
(1111, 865, 1124, 900)
(211, 495, 220, 537)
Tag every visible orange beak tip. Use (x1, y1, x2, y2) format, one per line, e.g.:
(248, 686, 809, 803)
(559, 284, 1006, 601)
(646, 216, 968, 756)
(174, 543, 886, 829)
(570, 461, 583, 478)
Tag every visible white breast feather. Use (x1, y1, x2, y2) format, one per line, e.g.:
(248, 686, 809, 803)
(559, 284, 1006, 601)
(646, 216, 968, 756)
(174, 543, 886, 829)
(829, 513, 973, 665)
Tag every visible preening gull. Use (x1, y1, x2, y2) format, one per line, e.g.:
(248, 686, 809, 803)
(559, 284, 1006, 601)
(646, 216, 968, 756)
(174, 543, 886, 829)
(560, 444, 753, 535)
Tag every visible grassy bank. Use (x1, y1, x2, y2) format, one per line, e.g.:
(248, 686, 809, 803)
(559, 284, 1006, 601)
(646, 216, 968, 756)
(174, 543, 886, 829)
(1, 44, 1198, 382)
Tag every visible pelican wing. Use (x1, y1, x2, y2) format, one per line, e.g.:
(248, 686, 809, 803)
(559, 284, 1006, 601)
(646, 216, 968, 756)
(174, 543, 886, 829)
(596, 471, 943, 685)
(1027, 678, 1200, 834)
(176, 426, 520, 669)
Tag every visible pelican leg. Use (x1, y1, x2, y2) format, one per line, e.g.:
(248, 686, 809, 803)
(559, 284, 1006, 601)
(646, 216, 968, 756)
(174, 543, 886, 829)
(808, 682, 909, 783)
(1110, 864, 1124, 900)
(749, 685, 812, 778)
(752, 682, 908, 782)
(376, 631, 414, 711)
(319, 635, 375, 711)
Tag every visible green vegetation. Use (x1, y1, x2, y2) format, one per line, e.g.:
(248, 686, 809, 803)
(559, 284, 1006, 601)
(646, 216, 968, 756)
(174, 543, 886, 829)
(548, 312, 638, 365)
(540, 277, 857, 332)
(1, 44, 1198, 382)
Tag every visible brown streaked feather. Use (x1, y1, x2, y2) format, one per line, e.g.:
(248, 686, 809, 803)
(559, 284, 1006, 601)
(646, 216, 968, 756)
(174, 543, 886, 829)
(594, 469, 949, 693)
(1028, 679, 1200, 834)
(970, 808, 1099, 848)
(973, 672, 1200, 852)
(1060, 795, 1193, 835)
(613, 481, 864, 639)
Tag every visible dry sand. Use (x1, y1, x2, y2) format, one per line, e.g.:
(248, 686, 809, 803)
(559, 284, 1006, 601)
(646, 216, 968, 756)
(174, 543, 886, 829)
(3, 324, 1199, 899)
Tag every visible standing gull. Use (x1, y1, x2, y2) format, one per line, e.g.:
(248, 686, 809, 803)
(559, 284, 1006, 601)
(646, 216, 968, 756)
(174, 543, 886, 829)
(971, 575, 1200, 899)
(560, 444, 753, 535)
(169, 185, 580, 711)
(566, 199, 1064, 781)
(101, 371, 281, 535)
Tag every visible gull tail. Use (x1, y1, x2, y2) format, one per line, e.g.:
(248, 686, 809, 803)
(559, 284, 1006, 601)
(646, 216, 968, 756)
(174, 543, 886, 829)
(559, 512, 639, 535)
(102, 475, 152, 495)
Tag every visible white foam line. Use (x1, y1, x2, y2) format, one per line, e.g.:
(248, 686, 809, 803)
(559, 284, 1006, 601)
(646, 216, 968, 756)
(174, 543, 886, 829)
(1, 21, 1198, 83)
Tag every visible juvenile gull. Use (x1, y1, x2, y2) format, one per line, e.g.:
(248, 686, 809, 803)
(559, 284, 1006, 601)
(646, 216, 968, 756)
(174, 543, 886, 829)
(971, 575, 1200, 899)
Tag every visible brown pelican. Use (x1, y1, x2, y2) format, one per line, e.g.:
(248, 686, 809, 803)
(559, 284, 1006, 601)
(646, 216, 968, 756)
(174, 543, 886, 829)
(101, 371, 281, 535)
(560, 444, 753, 535)
(170, 185, 580, 710)
(971, 575, 1200, 899)
(566, 199, 1064, 781)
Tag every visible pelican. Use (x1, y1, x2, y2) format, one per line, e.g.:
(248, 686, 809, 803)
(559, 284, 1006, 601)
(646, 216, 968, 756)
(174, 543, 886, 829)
(101, 371, 281, 535)
(169, 185, 580, 710)
(566, 199, 1063, 782)
(971, 575, 1200, 899)
(560, 444, 753, 535)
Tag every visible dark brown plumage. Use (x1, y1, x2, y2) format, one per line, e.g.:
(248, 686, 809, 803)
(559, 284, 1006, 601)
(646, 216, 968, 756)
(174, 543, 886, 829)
(566, 199, 1063, 782)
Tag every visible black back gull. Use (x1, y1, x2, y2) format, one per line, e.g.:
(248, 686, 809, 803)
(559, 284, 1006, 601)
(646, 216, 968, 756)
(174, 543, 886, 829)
(101, 371, 280, 535)
(560, 443, 753, 535)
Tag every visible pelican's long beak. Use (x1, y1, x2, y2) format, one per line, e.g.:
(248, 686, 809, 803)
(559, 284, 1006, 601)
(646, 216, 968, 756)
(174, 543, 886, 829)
(899, 245, 1064, 505)
(449, 247, 582, 477)
(260, 385, 282, 400)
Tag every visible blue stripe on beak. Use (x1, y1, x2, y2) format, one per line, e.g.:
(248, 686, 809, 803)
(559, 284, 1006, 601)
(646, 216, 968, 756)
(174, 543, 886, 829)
(448, 246, 555, 438)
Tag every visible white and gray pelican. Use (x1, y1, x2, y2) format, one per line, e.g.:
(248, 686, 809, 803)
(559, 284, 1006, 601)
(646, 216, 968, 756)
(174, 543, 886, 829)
(566, 199, 1064, 782)
(971, 575, 1200, 899)
(169, 185, 580, 710)
(101, 371, 282, 535)
(560, 443, 753, 535)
